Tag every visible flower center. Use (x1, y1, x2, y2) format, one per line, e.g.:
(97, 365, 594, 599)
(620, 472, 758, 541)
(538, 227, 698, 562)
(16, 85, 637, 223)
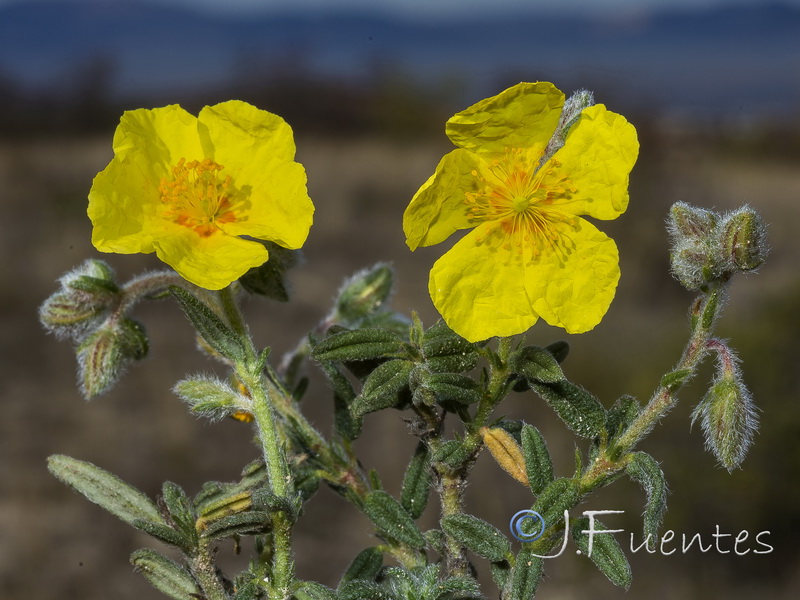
(159, 158, 239, 237)
(464, 148, 578, 256)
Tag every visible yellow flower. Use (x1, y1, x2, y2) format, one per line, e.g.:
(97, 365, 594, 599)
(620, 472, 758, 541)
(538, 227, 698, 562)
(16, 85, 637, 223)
(88, 101, 314, 290)
(403, 82, 638, 342)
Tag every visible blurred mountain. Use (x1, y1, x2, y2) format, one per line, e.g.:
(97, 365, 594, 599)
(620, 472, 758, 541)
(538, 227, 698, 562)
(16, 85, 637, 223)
(0, 0, 798, 118)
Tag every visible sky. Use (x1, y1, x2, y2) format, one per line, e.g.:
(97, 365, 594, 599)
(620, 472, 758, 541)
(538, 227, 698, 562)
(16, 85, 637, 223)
(4, 0, 800, 19)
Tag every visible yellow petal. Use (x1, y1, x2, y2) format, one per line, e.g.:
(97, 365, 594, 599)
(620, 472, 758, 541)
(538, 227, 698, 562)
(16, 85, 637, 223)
(198, 101, 314, 249)
(445, 82, 564, 157)
(113, 104, 203, 173)
(428, 223, 540, 342)
(403, 149, 479, 250)
(153, 226, 270, 290)
(429, 218, 620, 341)
(544, 104, 639, 221)
(525, 218, 620, 333)
(89, 105, 204, 254)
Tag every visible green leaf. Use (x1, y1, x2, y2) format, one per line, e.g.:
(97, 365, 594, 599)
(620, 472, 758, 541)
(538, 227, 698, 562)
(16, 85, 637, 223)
(605, 395, 640, 441)
(338, 580, 388, 600)
(529, 380, 606, 438)
(133, 519, 191, 551)
(545, 340, 569, 363)
(532, 478, 581, 532)
(232, 581, 261, 600)
(425, 373, 481, 407)
(421, 320, 478, 373)
(313, 328, 405, 363)
(317, 360, 362, 440)
(511, 346, 565, 384)
(174, 375, 248, 421)
(660, 368, 693, 391)
(363, 490, 425, 549)
(572, 517, 632, 589)
(431, 439, 474, 470)
(626, 452, 668, 543)
(170, 286, 246, 363)
(433, 576, 482, 599)
(441, 514, 510, 562)
(489, 560, 511, 592)
(351, 359, 414, 418)
(400, 443, 432, 519)
(295, 581, 340, 600)
(161, 481, 196, 541)
(521, 424, 554, 495)
(503, 547, 543, 600)
(130, 549, 201, 600)
(339, 547, 383, 587)
(47, 454, 163, 526)
(199, 510, 272, 540)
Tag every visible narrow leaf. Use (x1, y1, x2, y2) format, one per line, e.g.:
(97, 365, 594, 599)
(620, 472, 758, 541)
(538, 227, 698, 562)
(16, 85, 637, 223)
(521, 424, 554, 495)
(572, 517, 632, 589)
(421, 320, 478, 373)
(363, 490, 425, 549)
(400, 442, 432, 519)
(626, 452, 668, 542)
(532, 478, 581, 532)
(199, 510, 272, 540)
(339, 547, 383, 587)
(130, 549, 200, 600)
(441, 513, 510, 562)
(47, 454, 163, 526)
(133, 519, 191, 551)
(530, 380, 606, 438)
(504, 547, 543, 600)
(511, 345, 565, 383)
(351, 359, 413, 417)
(295, 581, 340, 600)
(312, 328, 405, 362)
(170, 286, 245, 362)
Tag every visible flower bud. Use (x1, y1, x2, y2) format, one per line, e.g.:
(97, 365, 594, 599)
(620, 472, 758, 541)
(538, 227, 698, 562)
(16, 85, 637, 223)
(40, 259, 120, 340)
(76, 318, 148, 399)
(691, 342, 758, 471)
(333, 263, 394, 324)
(719, 206, 768, 273)
(667, 203, 722, 291)
(669, 202, 718, 240)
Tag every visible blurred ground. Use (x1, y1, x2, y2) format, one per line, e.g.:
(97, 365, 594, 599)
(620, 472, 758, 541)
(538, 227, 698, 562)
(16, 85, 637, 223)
(1, 109, 799, 600)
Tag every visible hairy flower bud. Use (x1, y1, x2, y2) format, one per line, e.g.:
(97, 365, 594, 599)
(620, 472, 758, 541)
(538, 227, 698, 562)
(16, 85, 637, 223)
(667, 202, 722, 290)
(40, 259, 120, 340)
(719, 206, 768, 273)
(691, 341, 758, 471)
(333, 263, 394, 324)
(76, 318, 148, 399)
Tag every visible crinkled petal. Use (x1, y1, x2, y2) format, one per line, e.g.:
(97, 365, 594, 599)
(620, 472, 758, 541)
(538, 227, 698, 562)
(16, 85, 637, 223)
(153, 226, 270, 290)
(445, 82, 563, 157)
(403, 148, 480, 250)
(543, 104, 638, 220)
(89, 105, 203, 254)
(429, 217, 619, 341)
(525, 218, 620, 333)
(428, 223, 540, 342)
(198, 101, 313, 249)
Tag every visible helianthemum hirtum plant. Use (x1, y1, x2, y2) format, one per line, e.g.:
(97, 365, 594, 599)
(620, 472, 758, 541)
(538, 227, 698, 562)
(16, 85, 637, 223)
(40, 82, 768, 600)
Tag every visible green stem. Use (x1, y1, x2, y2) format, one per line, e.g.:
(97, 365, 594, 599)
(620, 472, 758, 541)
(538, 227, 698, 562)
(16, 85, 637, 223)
(191, 542, 229, 600)
(218, 286, 295, 600)
(613, 286, 723, 454)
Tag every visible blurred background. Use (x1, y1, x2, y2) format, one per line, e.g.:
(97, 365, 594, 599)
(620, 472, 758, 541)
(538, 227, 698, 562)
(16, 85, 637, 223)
(1, 0, 799, 598)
